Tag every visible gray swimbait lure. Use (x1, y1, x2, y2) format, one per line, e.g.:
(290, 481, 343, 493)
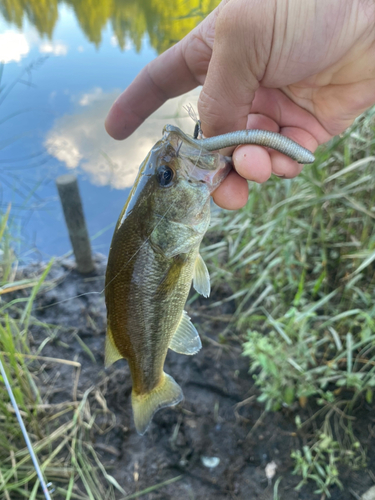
(166, 124, 315, 164)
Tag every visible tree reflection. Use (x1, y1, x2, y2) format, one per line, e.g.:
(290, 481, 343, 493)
(0, 0, 220, 52)
(0, 0, 58, 38)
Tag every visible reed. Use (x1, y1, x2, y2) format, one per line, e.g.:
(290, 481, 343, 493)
(204, 105, 375, 495)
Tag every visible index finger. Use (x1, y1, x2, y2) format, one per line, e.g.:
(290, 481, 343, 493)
(105, 28, 213, 140)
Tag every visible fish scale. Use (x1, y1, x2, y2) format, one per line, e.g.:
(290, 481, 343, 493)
(107, 234, 197, 393)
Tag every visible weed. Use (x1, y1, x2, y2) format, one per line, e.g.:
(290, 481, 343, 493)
(291, 435, 343, 497)
(204, 106, 375, 495)
(0, 209, 121, 500)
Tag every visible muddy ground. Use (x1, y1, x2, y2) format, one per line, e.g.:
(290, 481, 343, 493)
(18, 255, 375, 499)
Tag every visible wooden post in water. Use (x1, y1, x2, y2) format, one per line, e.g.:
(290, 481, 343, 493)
(56, 174, 94, 274)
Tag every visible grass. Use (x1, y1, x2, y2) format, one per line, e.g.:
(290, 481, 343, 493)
(1, 54, 375, 496)
(0, 61, 185, 500)
(0, 207, 127, 500)
(203, 105, 375, 495)
(0, 207, 183, 499)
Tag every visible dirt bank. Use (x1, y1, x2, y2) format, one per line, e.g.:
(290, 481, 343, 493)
(15, 256, 375, 499)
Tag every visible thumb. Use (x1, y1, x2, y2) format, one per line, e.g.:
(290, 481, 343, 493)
(198, 0, 276, 137)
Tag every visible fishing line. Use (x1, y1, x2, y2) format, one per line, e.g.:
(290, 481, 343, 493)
(34, 133, 204, 311)
(35, 130, 207, 311)
(0, 357, 54, 500)
(35, 290, 104, 310)
(93, 134, 205, 294)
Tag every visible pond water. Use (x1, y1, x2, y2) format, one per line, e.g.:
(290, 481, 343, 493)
(0, 0, 219, 260)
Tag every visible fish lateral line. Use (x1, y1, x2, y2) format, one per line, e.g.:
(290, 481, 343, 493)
(39, 200, 184, 311)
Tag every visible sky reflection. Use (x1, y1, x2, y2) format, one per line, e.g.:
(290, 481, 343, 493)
(45, 88, 200, 190)
(0, 2, 209, 259)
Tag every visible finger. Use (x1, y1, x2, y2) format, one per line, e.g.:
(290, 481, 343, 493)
(269, 152, 303, 179)
(105, 44, 198, 140)
(230, 114, 305, 184)
(269, 126, 318, 177)
(267, 125, 319, 178)
(105, 3, 227, 140)
(198, 0, 276, 137)
(245, 113, 280, 133)
(211, 169, 249, 210)
(251, 88, 332, 143)
(210, 114, 279, 174)
(232, 145, 272, 184)
(232, 114, 277, 183)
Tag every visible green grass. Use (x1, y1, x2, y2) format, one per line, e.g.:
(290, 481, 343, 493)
(0, 209, 124, 500)
(204, 106, 375, 495)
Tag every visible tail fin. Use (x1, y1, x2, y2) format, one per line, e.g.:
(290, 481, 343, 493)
(132, 373, 183, 435)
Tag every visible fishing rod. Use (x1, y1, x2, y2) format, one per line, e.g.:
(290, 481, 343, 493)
(0, 357, 54, 500)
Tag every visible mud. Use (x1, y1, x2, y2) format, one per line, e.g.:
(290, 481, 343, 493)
(16, 256, 375, 499)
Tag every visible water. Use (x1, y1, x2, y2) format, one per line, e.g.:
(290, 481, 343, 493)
(0, 0, 218, 260)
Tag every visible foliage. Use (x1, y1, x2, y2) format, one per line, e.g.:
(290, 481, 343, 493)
(291, 435, 343, 497)
(205, 106, 375, 495)
(0, 210, 123, 500)
(0, 0, 220, 52)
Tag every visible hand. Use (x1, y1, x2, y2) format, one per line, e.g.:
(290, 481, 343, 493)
(105, 0, 375, 210)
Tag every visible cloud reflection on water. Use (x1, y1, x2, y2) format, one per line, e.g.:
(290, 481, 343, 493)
(0, 30, 30, 63)
(0, 28, 68, 63)
(45, 87, 201, 190)
(39, 40, 68, 56)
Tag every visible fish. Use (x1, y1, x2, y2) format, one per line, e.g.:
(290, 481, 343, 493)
(104, 124, 315, 435)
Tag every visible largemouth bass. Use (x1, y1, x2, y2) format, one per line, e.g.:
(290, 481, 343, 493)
(105, 124, 314, 435)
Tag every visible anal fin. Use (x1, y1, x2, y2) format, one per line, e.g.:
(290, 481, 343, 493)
(193, 253, 210, 298)
(132, 372, 183, 435)
(104, 328, 123, 368)
(169, 310, 202, 355)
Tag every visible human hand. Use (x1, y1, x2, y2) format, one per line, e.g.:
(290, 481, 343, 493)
(105, 0, 375, 210)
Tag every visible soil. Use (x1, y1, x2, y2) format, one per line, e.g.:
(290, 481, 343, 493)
(14, 255, 375, 499)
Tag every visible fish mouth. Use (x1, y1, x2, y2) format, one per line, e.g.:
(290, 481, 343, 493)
(211, 159, 232, 191)
(187, 156, 232, 193)
(162, 126, 232, 192)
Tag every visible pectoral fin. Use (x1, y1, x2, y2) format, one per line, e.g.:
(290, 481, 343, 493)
(132, 372, 183, 435)
(150, 218, 198, 258)
(193, 253, 210, 298)
(104, 327, 122, 368)
(169, 310, 202, 355)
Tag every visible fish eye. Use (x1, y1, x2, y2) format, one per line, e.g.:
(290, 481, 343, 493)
(157, 165, 174, 187)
